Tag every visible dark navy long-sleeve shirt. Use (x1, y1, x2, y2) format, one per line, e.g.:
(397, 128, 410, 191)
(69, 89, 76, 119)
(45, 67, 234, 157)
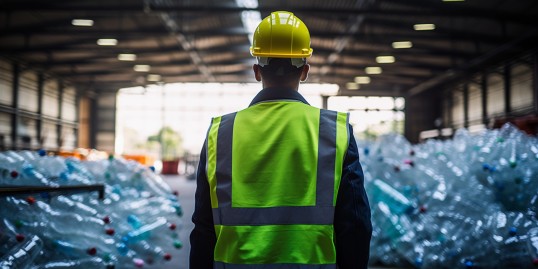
(189, 88, 372, 269)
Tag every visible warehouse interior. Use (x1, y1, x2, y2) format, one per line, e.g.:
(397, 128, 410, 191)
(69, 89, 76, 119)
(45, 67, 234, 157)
(1, 0, 538, 268)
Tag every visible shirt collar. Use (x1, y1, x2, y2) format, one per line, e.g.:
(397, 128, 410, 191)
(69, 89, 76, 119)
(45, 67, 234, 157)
(249, 87, 310, 107)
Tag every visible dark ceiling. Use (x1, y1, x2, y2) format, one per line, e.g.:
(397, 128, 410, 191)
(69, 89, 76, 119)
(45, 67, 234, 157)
(1, 0, 537, 96)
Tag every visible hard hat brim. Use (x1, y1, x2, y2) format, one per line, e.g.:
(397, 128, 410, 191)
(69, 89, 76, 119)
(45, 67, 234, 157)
(250, 48, 313, 59)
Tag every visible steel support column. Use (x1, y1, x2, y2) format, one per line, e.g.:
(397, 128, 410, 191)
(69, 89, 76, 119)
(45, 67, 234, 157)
(11, 62, 19, 150)
(36, 73, 44, 147)
(321, 96, 329, 110)
(503, 64, 512, 115)
(481, 73, 488, 126)
(534, 52, 538, 114)
(57, 80, 64, 150)
(463, 84, 469, 128)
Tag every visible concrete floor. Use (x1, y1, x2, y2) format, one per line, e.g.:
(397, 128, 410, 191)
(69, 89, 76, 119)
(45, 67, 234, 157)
(160, 175, 404, 269)
(162, 175, 196, 269)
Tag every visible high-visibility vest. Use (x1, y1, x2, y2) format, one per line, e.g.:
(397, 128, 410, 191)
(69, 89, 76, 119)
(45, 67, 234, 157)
(206, 100, 349, 269)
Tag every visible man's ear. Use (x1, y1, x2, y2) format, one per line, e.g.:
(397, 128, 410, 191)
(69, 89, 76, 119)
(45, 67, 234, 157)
(253, 64, 262, 82)
(300, 64, 310, 82)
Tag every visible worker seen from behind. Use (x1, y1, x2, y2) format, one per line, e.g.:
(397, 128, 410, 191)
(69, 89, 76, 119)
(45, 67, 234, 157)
(190, 11, 372, 269)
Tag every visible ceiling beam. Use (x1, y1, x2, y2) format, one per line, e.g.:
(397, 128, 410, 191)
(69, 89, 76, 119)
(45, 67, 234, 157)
(407, 30, 538, 96)
(2, 3, 536, 25)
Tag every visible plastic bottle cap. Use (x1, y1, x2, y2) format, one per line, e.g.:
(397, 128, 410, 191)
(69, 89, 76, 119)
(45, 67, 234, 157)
(105, 228, 115, 236)
(149, 166, 156, 172)
(103, 253, 112, 262)
(393, 166, 400, 172)
(464, 260, 473, 268)
(87, 247, 97, 255)
(108, 155, 114, 161)
(133, 258, 144, 268)
(14, 220, 23, 228)
(15, 234, 25, 242)
(164, 253, 172, 261)
(10, 171, 18, 178)
(103, 216, 111, 224)
(414, 257, 423, 267)
(419, 206, 427, 213)
(169, 223, 177, 230)
(532, 258, 538, 266)
(173, 240, 183, 249)
(38, 149, 47, 156)
(509, 161, 517, 168)
(26, 196, 36, 205)
(172, 190, 179, 196)
(409, 150, 415, 156)
(509, 227, 517, 236)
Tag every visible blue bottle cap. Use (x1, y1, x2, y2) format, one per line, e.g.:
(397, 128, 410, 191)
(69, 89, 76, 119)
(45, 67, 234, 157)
(414, 257, 423, 267)
(149, 166, 156, 172)
(464, 260, 473, 268)
(509, 227, 517, 236)
(38, 149, 47, 157)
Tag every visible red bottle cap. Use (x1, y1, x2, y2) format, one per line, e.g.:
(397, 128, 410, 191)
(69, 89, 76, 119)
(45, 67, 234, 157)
(15, 234, 25, 242)
(105, 228, 115, 236)
(26, 196, 36, 205)
(102, 216, 111, 224)
(164, 253, 172, 261)
(10, 171, 18, 178)
(87, 247, 97, 256)
(169, 223, 177, 230)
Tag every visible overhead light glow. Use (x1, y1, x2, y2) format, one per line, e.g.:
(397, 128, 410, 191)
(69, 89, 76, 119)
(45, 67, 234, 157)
(118, 54, 137, 61)
(392, 41, 413, 49)
(346, 82, 360, 90)
(354, 76, 371, 84)
(72, 19, 94, 27)
(376, 56, 395, 64)
(414, 24, 436, 31)
(365, 67, 382, 75)
(236, 0, 261, 46)
(134, 65, 151, 72)
(147, 74, 161, 82)
(97, 39, 118, 46)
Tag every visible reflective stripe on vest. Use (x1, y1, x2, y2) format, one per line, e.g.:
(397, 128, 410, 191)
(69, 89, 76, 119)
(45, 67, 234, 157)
(206, 101, 349, 266)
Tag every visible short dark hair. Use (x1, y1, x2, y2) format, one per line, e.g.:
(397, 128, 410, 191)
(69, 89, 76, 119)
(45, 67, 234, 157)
(259, 58, 303, 85)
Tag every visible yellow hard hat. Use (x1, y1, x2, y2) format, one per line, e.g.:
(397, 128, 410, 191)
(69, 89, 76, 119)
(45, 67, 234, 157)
(250, 11, 313, 59)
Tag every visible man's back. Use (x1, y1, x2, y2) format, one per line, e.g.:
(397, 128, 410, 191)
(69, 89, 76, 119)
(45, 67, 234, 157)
(190, 11, 371, 269)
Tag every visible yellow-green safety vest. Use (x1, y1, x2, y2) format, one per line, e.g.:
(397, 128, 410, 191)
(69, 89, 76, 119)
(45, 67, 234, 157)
(206, 100, 349, 269)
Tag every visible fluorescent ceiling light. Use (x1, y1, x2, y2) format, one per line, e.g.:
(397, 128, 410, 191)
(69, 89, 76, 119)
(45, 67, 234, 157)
(118, 54, 137, 61)
(414, 24, 436, 31)
(365, 67, 382, 75)
(97, 39, 118, 46)
(236, 0, 261, 46)
(392, 41, 413, 49)
(346, 82, 360, 90)
(147, 74, 161, 82)
(72, 19, 94, 27)
(376, 56, 395, 64)
(134, 65, 151, 72)
(354, 76, 371, 84)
